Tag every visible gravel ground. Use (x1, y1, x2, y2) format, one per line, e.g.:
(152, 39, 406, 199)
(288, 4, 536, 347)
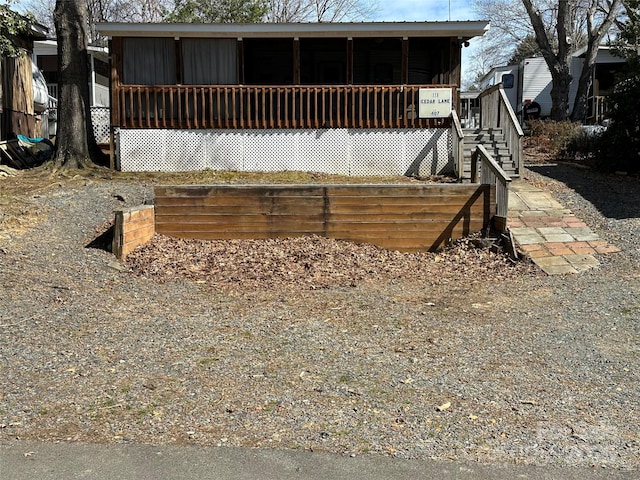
(0, 165, 638, 471)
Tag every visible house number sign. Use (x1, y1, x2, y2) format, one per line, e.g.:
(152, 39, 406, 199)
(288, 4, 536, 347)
(418, 88, 452, 118)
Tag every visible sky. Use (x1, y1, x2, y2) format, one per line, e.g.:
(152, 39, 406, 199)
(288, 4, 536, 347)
(373, 0, 479, 23)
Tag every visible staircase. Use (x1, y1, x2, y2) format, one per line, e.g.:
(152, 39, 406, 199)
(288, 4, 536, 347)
(462, 128, 519, 181)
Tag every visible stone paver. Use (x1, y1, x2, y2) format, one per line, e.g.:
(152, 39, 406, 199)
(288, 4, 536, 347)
(564, 227, 601, 241)
(508, 180, 620, 275)
(564, 254, 601, 271)
(533, 256, 579, 275)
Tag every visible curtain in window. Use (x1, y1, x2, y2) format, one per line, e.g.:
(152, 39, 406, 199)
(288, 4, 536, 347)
(182, 39, 237, 85)
(122, 38, 176, 85)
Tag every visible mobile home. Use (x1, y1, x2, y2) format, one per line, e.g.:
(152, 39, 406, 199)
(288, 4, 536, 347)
(97, 21, 489, 173)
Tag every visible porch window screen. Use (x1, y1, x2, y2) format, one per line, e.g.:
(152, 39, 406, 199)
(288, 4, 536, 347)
(122, 38, 176, 85)
(182, 39, 237, 85)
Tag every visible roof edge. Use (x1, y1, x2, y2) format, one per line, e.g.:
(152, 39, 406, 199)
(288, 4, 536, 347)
(97, 20, 490, 40)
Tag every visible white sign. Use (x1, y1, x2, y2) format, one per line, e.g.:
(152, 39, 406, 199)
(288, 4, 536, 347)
(418, 88, 452, 118)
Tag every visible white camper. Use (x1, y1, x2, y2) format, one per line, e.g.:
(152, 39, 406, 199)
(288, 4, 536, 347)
(518, 56, 582, 118)
(479, 47, 625, 123)
(478, 65, 520, 114)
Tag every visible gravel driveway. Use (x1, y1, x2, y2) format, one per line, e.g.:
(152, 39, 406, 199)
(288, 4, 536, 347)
(0, 165, 638, 471)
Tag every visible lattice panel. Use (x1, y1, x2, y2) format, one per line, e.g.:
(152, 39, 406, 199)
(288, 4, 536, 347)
(209, 131, 245, 170)
(406, 129, 454, 177)
(247, 130, 351, 175)
(350, 130, 408, 176)
(350, 129, 452, 176)
(245, 130, 300, 173)
(90, 107, 110, 144)
(165, 130, 210, 171)
(120, 130, 167, 171)
(117, 128, 452, 176)
(118, 130, 245, 172)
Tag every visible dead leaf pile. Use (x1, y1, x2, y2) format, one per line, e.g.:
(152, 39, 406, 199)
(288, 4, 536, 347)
(126, 234, 536, 293)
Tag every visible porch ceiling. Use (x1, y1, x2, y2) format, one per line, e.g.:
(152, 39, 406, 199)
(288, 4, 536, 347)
(97, 21, 490, 41)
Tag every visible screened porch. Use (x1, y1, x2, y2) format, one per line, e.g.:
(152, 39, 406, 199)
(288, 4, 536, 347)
(106, 27, 470, 130)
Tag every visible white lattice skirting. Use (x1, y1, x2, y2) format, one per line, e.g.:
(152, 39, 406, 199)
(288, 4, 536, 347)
(117, 128, 453, 176)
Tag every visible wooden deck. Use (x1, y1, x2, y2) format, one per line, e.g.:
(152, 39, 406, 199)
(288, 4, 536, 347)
(113, 85, 456, 130)
(154, 184, 495, 252)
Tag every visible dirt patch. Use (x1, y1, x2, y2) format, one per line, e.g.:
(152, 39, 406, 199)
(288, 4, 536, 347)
(3, 160, 639, 470)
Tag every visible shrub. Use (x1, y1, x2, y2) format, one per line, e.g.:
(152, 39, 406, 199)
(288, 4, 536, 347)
(525, 119, 583, 158)
(562, 126, 604, 163)
(594, 75, 640, 174)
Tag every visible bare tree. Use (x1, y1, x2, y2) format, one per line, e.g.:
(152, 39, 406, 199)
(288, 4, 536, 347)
(20, 0, 56, 33)
(473, 0, 622, 121)
(23, 0, 170, 42)
(264, 0, 377, 22)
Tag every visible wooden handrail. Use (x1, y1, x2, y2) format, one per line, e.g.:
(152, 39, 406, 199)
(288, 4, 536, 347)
(498, 88, 524, 174)
(450, 109, 464, 179)
(471, 144, 511, 232)
(112, 84, 457, 130)
(479, 83, 523, 177)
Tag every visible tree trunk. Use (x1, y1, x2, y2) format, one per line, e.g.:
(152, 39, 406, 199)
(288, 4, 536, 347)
(522, 0, 574, 121)
(549, 64, 573, 121)
(53, 0, 102, 169)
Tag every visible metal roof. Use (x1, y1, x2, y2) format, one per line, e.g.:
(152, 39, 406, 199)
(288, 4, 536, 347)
(34, 40, 109, 62)
(97, 21, 490, 40)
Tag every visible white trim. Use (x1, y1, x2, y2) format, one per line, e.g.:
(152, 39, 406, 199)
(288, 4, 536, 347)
(97, 21, 490, 40)
(91, 54, 96, 106)
(33, 40, 109, 63)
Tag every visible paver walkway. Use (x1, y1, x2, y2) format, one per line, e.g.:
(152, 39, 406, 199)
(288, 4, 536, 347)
(508, 181, 620, 275)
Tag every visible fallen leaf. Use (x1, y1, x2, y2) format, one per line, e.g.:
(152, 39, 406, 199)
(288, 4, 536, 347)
(436, 401, 451, 411)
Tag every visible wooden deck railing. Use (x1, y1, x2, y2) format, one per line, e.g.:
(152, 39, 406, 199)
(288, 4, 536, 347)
(587, 95, 608, 125)
(479, 84, 524, 175)
(112, 84, 456, 130)
(471, 144, 511, 233)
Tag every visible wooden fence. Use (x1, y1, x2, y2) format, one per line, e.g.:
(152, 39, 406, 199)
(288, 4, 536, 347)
(154, 184, 494, 252)
(113, 84, 456, 130)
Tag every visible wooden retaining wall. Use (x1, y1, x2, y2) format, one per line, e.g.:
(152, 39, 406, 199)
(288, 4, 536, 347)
(154, 184, 495, 252)
(113, 205, 155, 258)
